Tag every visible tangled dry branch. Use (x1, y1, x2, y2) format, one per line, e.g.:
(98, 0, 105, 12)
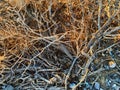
(0, 0, 120, 90)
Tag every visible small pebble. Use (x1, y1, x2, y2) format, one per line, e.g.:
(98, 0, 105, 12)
(109, 61, 116, 68)
(48, 86, 64, 90)
(94, 82, 100, 90)
(100, 88, 104, 90)
(112, 84, 116, 88)
(85, 82, 91, 88)
(2, 85, 14, 90)
(106, 79, 112, 87)
(69, 82, 76, 89)
(112, 84, 120, 90)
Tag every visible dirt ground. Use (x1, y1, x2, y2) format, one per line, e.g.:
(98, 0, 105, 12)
(0, 0, 120, 90)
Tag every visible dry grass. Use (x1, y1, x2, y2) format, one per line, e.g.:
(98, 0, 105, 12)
(0, 0, 120, 90)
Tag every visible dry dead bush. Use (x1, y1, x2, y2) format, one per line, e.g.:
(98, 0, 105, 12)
(0, 0, 120, 90)
(0, 29, 32, 53)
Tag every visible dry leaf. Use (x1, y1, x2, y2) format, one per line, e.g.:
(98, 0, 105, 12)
(0, 17, 3, 22)
(0, 56, 6, 68)
(0, 56, 5, 61)
(59, 44, 73, 60)
(6, 0, 30, 9)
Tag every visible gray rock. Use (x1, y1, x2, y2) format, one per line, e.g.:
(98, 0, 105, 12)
(2, 85, 14, 90)
(48, 86, 64, 90)
(69, 82, 76, 89)
(94, 82, 100, 90)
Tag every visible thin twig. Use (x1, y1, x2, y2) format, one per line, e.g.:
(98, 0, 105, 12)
(83, 10, 119, 53)
(72, 68, 88, 90)
(98, 0, 102, 29)
(65, 56, 80, 90)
